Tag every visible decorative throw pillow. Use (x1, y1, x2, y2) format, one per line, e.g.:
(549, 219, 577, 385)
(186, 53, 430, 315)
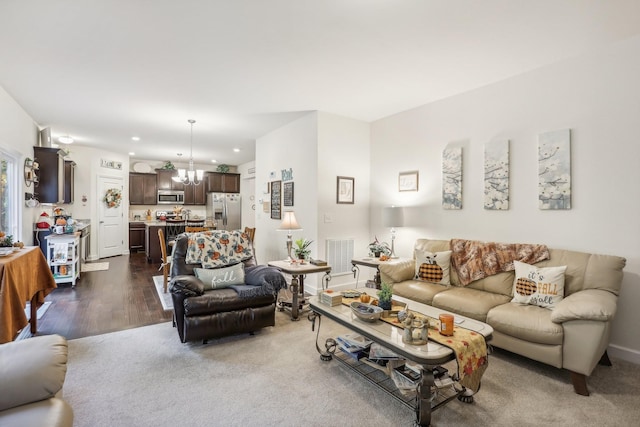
(511, 261, 566, 309)
(194, 263, 245, 290)
(414, 250, 451, 285)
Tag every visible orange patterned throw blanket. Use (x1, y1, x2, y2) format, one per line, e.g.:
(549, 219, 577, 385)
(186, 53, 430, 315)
(450, 239, 550, 286)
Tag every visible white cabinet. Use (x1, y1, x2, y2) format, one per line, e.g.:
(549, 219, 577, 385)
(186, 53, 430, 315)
(45, 234, 80, 287)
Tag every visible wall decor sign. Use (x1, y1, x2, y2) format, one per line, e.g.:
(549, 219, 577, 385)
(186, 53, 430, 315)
(398, 171, 419, 192)
(336, 176, 355, 204)
(270, 180, 282, 219)
(281, 168, 293, 182)
(442, 146, 462, 209)
(484, 139, 510, 210)
(283, 182, 294, 206)
(538, 129, 571, 210)
(101, 159, 122, 170)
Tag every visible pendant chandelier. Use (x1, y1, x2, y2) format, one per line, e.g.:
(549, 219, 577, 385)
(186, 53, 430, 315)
(173, 119, 204, 185)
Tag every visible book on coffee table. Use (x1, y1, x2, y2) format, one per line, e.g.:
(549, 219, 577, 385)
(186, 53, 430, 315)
(336, 334, 372, 352)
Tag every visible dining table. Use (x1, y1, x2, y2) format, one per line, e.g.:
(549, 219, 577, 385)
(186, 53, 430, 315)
(0, 246, 57, 343)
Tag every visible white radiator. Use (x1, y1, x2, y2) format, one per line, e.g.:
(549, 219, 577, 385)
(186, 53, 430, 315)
(326, 238, 354, 275)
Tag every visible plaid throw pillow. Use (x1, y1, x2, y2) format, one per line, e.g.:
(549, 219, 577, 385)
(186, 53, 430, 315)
(414, 250, 452, 285)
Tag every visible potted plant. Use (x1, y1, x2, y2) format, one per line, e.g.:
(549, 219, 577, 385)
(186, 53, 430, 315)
(161, 161, 176, 170)
(0, 232, 13, 248)
(293, 238, 313, 261)
(368, 237, 391, 258)
(377, 282, 393, 310)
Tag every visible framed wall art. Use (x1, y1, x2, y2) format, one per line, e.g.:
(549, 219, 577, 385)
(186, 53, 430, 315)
(336, 176, 354, 204)
(539, 129, 571, 210)
(283, 182, 294, 207)
(270, 180, 281, 219)
(442, 146, 462, 209)
(484, 139, 510, 210)
(398, 171, 419, 192)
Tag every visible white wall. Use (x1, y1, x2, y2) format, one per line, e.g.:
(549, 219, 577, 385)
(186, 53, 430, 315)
(0, 86, 40, 244)
(63, 145, 129, 260)
(255, 113, 318, 265)
(370, 36, 640, 363)
(255, 112, 372, 292)
(237, 160, 256, 229)
(317, 112, 371, 288)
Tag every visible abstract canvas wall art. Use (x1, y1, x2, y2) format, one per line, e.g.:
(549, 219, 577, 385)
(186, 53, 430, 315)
(442, 146, 462, 209)
(484, 139, 510, 210)
(538, 129, 571, 210)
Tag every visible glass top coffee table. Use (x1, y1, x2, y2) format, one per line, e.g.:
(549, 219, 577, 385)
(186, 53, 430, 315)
(309, 289, 493, 427)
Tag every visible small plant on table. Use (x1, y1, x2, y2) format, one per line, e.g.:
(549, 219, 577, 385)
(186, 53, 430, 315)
(377, 282, 393, 310)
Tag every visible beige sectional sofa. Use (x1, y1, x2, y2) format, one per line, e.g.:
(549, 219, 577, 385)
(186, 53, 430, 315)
(0, 334, 73, 427)
(378, 238, 626, 396)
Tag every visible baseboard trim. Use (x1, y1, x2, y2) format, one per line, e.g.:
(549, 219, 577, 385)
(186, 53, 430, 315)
(608, 343, 640, 365)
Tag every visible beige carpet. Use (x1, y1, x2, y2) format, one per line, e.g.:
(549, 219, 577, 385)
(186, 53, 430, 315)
(65, 313, 640, 426)
(152, 275, 173, 310)
(80, 262, 109, 273)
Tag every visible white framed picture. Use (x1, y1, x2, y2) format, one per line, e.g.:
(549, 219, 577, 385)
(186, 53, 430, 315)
(398, 171, 419, 192)
(337, 176, 354, 204)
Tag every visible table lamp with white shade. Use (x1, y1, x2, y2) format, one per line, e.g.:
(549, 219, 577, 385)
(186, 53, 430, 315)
(278, 211, 302, 260)
(382, 206, 404, 258)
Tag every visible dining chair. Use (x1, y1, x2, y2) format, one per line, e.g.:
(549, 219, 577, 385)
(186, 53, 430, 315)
(157, 228, 171, 293)
(165, 219, 186, 243)
(244, 226, 256, 262)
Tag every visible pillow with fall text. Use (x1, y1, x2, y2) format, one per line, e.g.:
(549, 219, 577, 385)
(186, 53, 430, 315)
(512, 261, 566, 309)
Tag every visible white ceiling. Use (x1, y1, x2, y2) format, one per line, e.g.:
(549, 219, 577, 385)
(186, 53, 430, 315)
(1, 1, 639, 166)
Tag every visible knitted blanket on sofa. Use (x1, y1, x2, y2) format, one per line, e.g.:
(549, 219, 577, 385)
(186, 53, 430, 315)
(450, 239, 550, 286)
(230, 265, 288, 298)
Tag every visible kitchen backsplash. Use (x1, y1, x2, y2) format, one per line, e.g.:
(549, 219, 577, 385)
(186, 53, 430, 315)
(129, 206, 207, 221)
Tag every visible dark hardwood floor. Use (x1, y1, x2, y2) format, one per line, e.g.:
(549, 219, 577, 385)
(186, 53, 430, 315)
(35, 253, 173, 340)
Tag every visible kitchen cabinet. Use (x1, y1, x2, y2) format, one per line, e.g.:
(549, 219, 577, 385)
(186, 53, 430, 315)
(206, 172, 240, 193)
(63, 160, 76, 204)
(129, 173, 157, 205)
(145, 224, 164, 264)
(45, 233, 80, 287)
(156, 169, 184, 191)
(34, 146, 66, 204)
(184, 182, 206, 205)
(129, 221, 146, 252)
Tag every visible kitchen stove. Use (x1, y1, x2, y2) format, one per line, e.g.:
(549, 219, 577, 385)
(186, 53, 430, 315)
(155, 211, 179, 220)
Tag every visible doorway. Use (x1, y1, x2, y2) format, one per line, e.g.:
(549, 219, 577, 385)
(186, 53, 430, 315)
(97, 175, 124, 259)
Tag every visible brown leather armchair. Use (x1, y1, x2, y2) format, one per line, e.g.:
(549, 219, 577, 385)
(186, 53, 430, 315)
(169, 233, 287, 343)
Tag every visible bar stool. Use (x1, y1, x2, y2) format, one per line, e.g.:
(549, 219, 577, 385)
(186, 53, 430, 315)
(165, 219, 186, 243)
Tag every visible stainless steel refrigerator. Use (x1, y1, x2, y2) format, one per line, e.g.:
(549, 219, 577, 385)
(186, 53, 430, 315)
(206, 193, 242, 231)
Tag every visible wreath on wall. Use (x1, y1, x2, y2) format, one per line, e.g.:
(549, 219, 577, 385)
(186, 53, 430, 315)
(104, 188, 122, 208)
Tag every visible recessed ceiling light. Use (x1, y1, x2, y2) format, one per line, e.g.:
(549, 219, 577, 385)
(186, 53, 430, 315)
(211, 159, 218, 163)
(129, 152, 135, 156)
(131, 136, 140, 141)
(233, 148, 240, 152)
(58, 135, 74, 144)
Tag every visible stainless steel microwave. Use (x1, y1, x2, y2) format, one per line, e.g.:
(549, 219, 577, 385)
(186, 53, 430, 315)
(157, 190, 184, 205)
